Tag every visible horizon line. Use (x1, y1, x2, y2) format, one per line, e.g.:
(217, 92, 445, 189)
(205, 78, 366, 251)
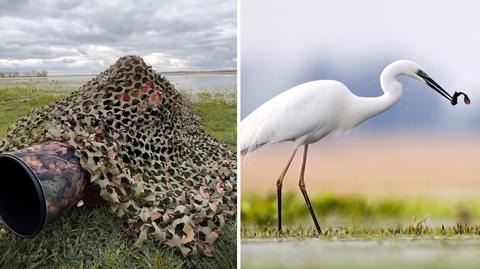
(0, 69, 237, 78)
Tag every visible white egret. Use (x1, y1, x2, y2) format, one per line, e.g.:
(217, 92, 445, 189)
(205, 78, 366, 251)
(240, 60, 469, 234)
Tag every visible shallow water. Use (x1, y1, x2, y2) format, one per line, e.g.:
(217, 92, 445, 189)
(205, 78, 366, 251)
(242, 238, 480, 269)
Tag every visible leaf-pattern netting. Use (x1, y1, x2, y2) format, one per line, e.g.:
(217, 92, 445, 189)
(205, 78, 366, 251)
(0, 55, 237, 256)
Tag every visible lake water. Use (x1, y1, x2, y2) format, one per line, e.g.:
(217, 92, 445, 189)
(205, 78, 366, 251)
(0, 73, 237, 93)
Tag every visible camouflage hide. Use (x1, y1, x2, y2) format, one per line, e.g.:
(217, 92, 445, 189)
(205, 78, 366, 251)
(0, 56, 237, 256)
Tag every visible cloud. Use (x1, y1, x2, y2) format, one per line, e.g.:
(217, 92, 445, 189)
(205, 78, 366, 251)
(0, 0, 236, 74)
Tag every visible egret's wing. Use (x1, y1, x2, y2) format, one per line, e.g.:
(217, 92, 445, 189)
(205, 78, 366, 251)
(240, 98, 286, 154)
(240, 81, 346, 154)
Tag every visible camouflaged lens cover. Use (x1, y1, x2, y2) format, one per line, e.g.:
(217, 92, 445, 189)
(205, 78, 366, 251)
(0, 55, 237, 256)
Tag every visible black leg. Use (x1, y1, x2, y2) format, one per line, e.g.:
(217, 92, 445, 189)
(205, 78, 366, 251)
(298, 144, 322, 234)
(276, 180, 282, 232)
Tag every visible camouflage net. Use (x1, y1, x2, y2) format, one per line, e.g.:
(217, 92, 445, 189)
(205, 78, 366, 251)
(0, 55, 237, 256)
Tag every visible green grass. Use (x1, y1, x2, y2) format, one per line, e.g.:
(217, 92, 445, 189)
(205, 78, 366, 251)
(0, 85, 71, 135)
(242, 193, 479, 224)
(241, 193, 480, 239)
(183, 92, 236, 152)
(242, 223, 480, 239)
(0, 207, 237, 268)
(0, 82, 237, 268)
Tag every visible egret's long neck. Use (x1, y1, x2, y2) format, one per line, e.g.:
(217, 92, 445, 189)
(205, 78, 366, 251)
(347, 69, 403, 128)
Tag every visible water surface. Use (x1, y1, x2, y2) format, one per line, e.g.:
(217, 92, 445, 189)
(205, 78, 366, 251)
(242, 238, 480, 269)
(0, 73, 236, 93)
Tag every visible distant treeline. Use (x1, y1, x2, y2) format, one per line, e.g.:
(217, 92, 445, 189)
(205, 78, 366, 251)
(0, 70, 48, 78)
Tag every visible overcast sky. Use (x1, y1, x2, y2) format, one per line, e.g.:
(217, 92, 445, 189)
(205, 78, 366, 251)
(0, 0, 236, 75)
(241, 0, 480, 133)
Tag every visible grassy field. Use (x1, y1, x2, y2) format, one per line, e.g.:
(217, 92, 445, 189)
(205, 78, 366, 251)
(0, 80, 69, 135)
(241, 193, 480, 228)
(0, 80, 237, 268)
(241, 193, 480, 238)
(241, 193, 480, 268)
(183, 91, 236, 152)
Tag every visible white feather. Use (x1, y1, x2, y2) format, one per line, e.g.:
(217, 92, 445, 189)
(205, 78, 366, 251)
(240, 60, 442, 155)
